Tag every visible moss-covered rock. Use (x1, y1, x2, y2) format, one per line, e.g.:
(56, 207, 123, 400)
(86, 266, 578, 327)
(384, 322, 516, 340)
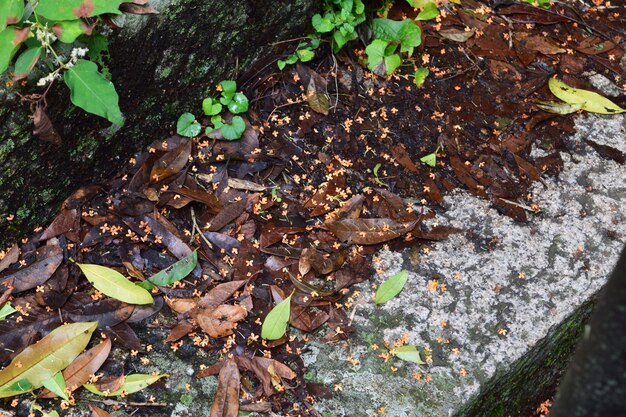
(0, 0, 318, 246)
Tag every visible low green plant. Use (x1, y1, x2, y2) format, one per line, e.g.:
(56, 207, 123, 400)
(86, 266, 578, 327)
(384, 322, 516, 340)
(0, 0, 154, 126)
(312, 0, 366, 52)
(176, 80, 250, 140)
(277, 37, 320, 70)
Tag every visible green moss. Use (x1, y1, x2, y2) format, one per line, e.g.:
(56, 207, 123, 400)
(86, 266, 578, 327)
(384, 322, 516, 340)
(179, 393, 194, 406)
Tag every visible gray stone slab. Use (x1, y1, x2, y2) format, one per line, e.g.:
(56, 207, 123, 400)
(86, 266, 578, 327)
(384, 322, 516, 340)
(304, 113, 626, 417)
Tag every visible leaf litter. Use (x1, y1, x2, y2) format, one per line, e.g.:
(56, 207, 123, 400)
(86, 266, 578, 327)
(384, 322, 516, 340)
(0, 0, 624, 415)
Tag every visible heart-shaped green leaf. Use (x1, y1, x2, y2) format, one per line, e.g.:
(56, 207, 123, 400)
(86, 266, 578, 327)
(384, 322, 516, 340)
(0, 322, 97, 397)
(375, 270, 409, 304)
(77, 263, 154, 304)
(395, 345, 425, 364)
(227, 92, 248, 114)
(220, 116, 246, 140)
(64, 59, 123, 125)
(137, 250, 198, 290)
(176, 112, 201, 137)
(261, 293, 292, 340)
(202, 98, 222, 116)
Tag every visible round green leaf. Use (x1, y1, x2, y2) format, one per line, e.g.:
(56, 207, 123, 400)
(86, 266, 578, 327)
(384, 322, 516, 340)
(375, 270, 409, 304)
(227, 92, 248, 114)
(312, 14, 334, 33)
(261, 294, 292, 340)
(176, 112, 201, 137)
(220, 116, 246, 140)
(202, 98, 222, 116)
(297, 48, 315, 62)
(77, 263, 154, 304)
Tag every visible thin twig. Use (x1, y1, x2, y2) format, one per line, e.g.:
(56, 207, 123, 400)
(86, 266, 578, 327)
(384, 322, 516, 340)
(190, 207, 212, 249)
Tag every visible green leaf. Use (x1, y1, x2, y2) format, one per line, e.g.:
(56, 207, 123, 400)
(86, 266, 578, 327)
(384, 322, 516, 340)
(0, 0, 23, 31)
(0, 26, 29, 74)
(548, 78, 625, 115)
(0, 322, 97, 397)
(52, 19, 91, 43)
(297, 48, 315, 62)
(31, 403, 60, 417)
(77, 263, 154, 305)
(277, 59, 287, 70)
(137, 251, 198, 290)
(414, 67, 429, 87)
(220, 79, 236, 95)
(176, 112, 201, 137)
(211, 115, 224, 129)
(202, 98, 222, 116)
(375, 270, 409, 304)
(37, 0, 129, 21)
(220, 116, 246, 140)
(83, 374, 168, 396)
(0, 303, 16, 321)
(371, 18, 422, 55)
(312, 14, 334, 32)
(228, 92, 249, 114)
(366, 39, 401, 77)
(395, 345, 425, 364)
(0, 378, 33, 396)
(420, 152, 437, 167)
(42, 372, 68, 400)
(261, 293, 292, 340)
(13, 46, 41, 80)
(332, 29, 351, 52)
(64, 59, 123, 125)
(417, 2, 440, 20)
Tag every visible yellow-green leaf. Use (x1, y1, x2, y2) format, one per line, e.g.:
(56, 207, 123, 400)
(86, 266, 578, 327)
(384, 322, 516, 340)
(42, 372, 68, 400)
(395, 345, 425, 364)
(0, 0, 23, 31)
(83, 374, 167, 396)
(375, 270, 409, 304)
(77, 263, 153, 304)
(0, 321, 97, 397)
(536, 101, 583, 115)
(0, 26, 30, 74)
(261, 294, 292, 340)
(0, 303, 15, 321)
(548, 78, 626, 115)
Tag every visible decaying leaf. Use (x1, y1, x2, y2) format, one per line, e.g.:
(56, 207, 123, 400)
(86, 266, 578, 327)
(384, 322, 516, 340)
(438, 27, 475, 43)
(32, 105, 62, 145)
(297, 63, 329, 115)
(89, 404, 114, 417)
(196, 304, 248, 338)
(548, 78, 626, 115)
(1, 244, 63, 293)
(0, 322, 97, 397)
(0, 244, 19, 274)
(209, 359, 240, 417)
(326, 218, 418, 245)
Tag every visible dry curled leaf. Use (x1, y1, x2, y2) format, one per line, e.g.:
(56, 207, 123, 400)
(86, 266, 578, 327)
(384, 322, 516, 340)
(209, 360, 240, 417)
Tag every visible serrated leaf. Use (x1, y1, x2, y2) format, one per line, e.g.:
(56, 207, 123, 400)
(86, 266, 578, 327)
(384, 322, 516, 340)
(13, 46, 41, 80)
(202, 98, 222, 116)
(176, 112, 201, 137)
(42, 372, 68, 400)
(37, 0, 129, 20)
(371, 18, 421, 55)
(64, 59, 123, 125)
(417, 2, 439, 20)
(261, 294, 292, 340)
(137, 251, 198, 290)
(414, 67, 429, 87)
(228, 92, 248, 114)
(221, 115, 246, 140)
(0, 0, 23, 31)
(83, 373, 167, 396)
(395, 345, 425, 364)
(0, 26, 30, 74)
(77, 263, 154, 305)
(548, 78, 626, 115)
(312, 14, 334, 32)
(52, 19, 92, 43)
(0, 303, 15, 321)
(0, 322, 97, 397)
(375, 270, 409, 304)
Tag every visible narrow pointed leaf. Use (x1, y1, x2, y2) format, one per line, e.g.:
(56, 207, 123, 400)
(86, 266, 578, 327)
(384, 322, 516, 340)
(0, 321, 98, 396)
(548, 78, 626, 115)
(64, 59, 123, 125)
(83, 373, 167, 396)
(42, 372, 68, 400)
(137, 250, 198, 290)
(209, 359, 240, 417)
(395, 345, 425, 364)
(262, 294, 292, 340)
(77, 263, 154, 305)
(375, 270, 409, 304)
